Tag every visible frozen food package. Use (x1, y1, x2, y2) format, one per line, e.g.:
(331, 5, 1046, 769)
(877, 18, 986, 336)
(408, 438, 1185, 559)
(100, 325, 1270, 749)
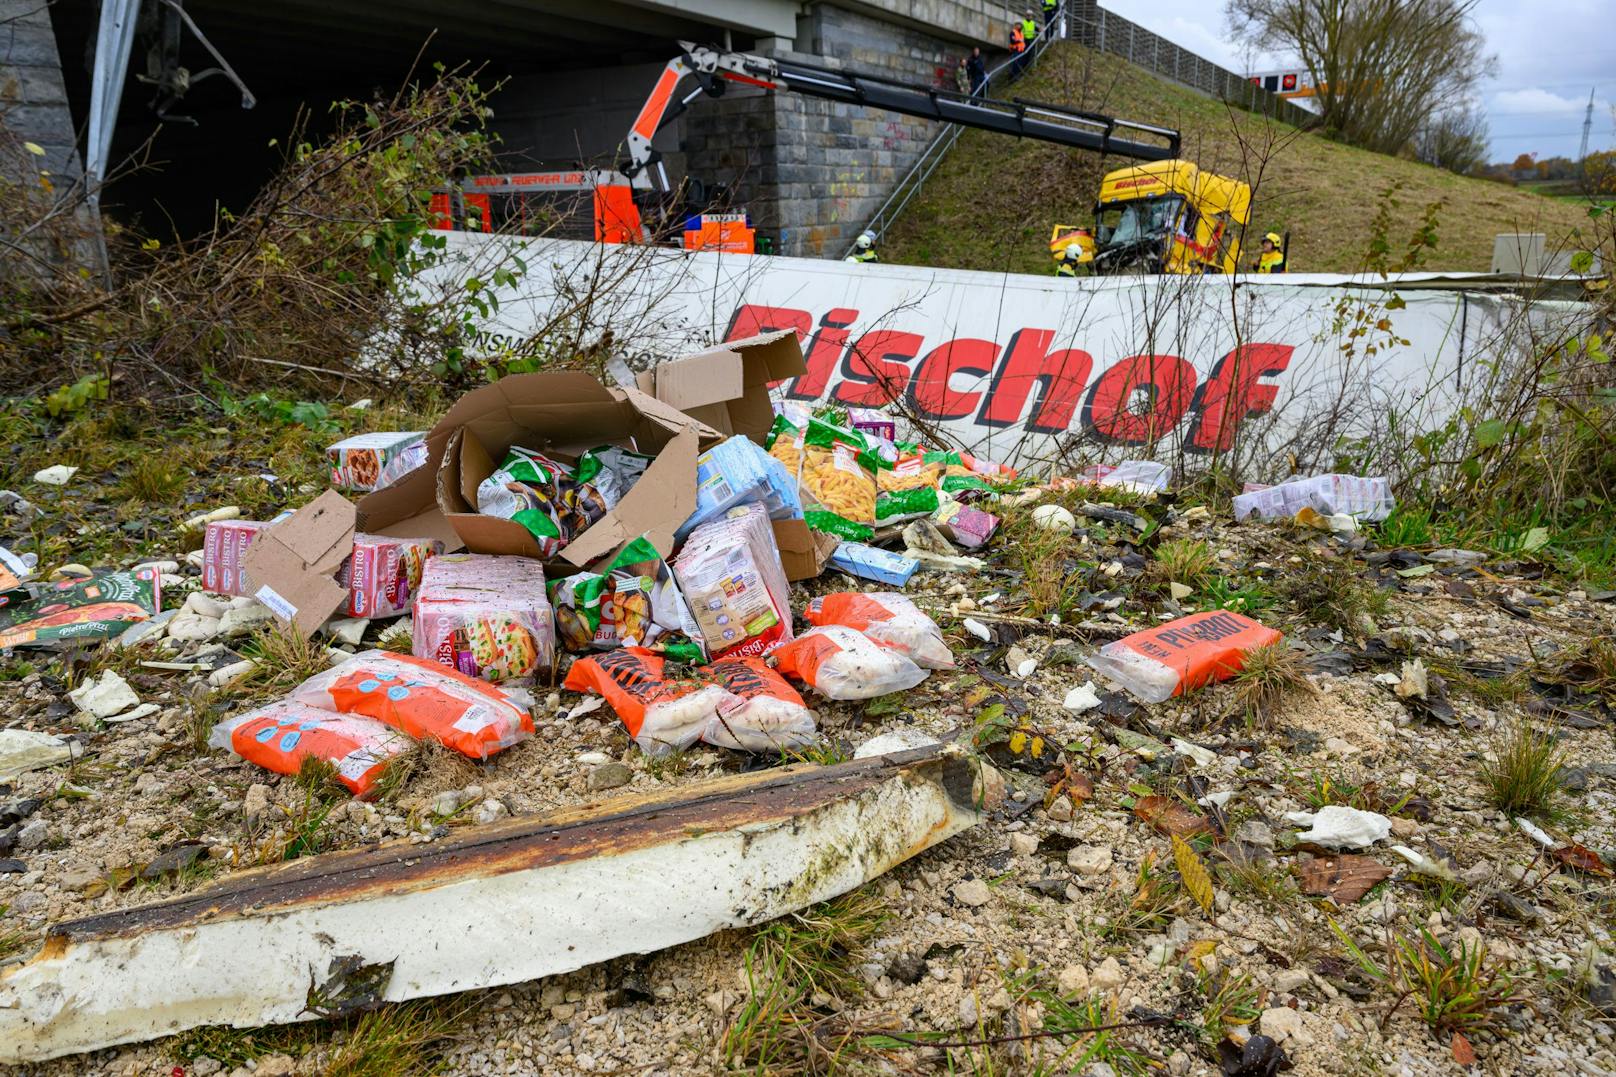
(475, 446, 609, 557)
(930, 499, 999, 548)
(327, 431, 427, 492)
(673, 503, 793, 660)
(412, 553, 555, 685)
(551, 536, 705, 662)
(574, 445, 655, 510)
(702, 656, 817, 752)
(828, 542, 920, 587)
(804, 592, 954, 669)
(1231, 474, 1395, 523)
(676, 435, 804, 541)
(0, 568, 163, 649)
(564, 647, 739, 756)
(210, 701, 410, 797)
(770, 625, 928, 701)
(202, 519, 272, 597)
(769, 416, 880, 541)
(1086, 610, 1283, 703)
(293, 650, 532, 759)
(340, 534, 442, 618)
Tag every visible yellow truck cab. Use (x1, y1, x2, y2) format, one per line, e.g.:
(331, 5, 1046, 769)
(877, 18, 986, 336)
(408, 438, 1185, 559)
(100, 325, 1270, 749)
(1090, 160, 1251, 274)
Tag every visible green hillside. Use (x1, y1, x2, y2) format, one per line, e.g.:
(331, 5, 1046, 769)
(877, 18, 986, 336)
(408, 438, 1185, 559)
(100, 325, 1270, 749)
(882, 42, 1590, 275)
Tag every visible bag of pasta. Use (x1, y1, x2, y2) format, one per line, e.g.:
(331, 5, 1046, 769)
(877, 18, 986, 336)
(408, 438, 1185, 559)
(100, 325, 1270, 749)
(564, 647, 738, 755)
(794, 418, 881, 541)
(804, 592, 954, 670)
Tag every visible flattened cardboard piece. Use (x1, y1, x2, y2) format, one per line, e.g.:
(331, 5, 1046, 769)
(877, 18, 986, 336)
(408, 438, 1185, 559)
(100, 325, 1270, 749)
(771, 518, 838, 582)
(636, 330, 807, 443)
(243, 491, 356, 637)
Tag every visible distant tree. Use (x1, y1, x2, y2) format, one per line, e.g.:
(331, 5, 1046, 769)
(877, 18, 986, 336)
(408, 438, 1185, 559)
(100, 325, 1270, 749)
(1511, 152, 1536, 172)
(1414, 105, 1489, 175)
(1585, 150, 1616, 195)
(1227, 0, 1497, 155)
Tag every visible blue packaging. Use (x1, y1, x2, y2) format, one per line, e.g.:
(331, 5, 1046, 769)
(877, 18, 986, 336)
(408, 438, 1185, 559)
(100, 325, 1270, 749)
(829, 542, 919, 587)
(676, 436, 803, 541)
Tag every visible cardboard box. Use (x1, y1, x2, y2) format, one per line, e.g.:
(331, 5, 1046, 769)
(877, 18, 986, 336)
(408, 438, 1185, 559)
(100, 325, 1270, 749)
(357, 372, 724, 568)
(634, 330, 806, 444)
(243, 491, 358, 636)
(771, 519, 839, 582)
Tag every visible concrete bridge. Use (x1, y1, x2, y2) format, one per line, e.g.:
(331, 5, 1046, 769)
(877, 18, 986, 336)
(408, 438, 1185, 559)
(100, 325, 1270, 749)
(13, 0, 1024, 253)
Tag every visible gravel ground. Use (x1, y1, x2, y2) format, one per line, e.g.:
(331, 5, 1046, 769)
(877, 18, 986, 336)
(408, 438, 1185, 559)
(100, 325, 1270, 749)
(3, 487, 1614, 1077)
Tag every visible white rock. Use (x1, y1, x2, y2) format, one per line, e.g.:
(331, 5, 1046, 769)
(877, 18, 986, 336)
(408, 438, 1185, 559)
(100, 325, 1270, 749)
(1089, 956, 1125, 991)
(854, 729, 941, 759)
(0, 730, 82, 779)
(962, 617, 991, 641)
(134, 559, 180, 574)
(1323, 736, 1358, 757)
(432, 791, 464, 816)
(167, 614, 221, 642)
(1015, 658, 1038, 678)
(182, 506, 241, 530)
(1031, 504, 1076, 534)
(576, 751, 611, 766)
(1067, 845, 1114, 875)
(184, 549, 206, 569)
(1168, 582, 1194, 601)
(68, 670, 140, 720)
(242, 783, 274, 824)
(1260, 1006, 1307, 1045)
(208, 659, 257, 688)
(1515, 816, 1555, 848)
(1009, 833, 1040, 857)
(1062, 682, 1102, 712)
(475, 799, 509, 825)
(323, 617, 371, 646)
(952, 878, 992, 907)
(1286, 805, 1391, 849)
(184, 592, 229, 619)
(1057, 965, 1090, 997)
(1393, 659, 1428, 700)
(33, 464, 78, 485)
(219, 603, 274, 638)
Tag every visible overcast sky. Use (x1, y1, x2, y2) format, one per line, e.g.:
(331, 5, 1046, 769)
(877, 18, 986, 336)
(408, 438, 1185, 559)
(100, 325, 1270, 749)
(1096, 0, 1615, 162)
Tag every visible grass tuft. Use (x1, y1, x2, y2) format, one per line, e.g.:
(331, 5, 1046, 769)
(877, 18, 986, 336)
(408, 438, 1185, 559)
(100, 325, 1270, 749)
(1481, 723, 1565, 818)
(1393, 930, 1520, 1036)
(1150, 538, 1217, 592)
(324, 999, 469, 1077)
(1277, 560, 1390, 635)
(118, 451, 190, 503)
(1230, 643, 1314, 724)
(723, 889, 889, 1075)
(236, 624, 338, 698)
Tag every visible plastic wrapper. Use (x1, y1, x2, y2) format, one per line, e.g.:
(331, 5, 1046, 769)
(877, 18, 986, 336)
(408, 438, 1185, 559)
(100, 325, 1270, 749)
(0, 544, 30, 611)
(1231, 474, 1395, 523)
(327, 432, 427, 492)
(564, 647, 739, 755)
(413, 554, 555, 685)
(673, 504, 793, 659)
(210, 701, 410, 797)
(770, 625, 929, 701)
(1086, 611, 1283, 703)
(0, 568, 162, 649)
(702, 656, 817, 751)
(828, 542, 919, 587)
(875, 485, 940, 526)
(475, 447, 609, 557)
(931, 500, 999, 548)
(574, 445, 654, 510)
(551, 536, 704, 662)
(1078, 460, 1170, 493)
(769, 415, 880, 541)
(290, 650, 533, 759)
(677, 435, 803, 541)
(804, 592, 954, 670)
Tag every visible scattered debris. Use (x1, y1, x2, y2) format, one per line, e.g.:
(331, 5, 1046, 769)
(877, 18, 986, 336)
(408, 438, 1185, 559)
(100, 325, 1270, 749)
(1298, 853, 1392, 903)
(1285, 806, 1391, 849)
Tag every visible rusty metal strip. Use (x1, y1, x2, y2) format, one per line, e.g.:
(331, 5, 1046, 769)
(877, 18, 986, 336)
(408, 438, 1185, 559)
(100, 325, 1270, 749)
(0, 745, 991, 1063)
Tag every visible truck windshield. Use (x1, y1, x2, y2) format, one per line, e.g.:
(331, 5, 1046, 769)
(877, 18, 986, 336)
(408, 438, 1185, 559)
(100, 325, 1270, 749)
(1095, 196, 1183, 249)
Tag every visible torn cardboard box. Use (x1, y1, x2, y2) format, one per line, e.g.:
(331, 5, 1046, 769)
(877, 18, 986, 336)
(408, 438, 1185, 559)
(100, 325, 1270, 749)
(242, 491, 356, 637)
(772, 519, 840, 582)
(635, 329, 806, 443)
(358, 372, 723, 568)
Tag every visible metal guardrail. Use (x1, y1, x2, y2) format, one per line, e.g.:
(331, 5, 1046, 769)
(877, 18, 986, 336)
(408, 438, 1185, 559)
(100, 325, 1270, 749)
(843, 6, 1068, 259)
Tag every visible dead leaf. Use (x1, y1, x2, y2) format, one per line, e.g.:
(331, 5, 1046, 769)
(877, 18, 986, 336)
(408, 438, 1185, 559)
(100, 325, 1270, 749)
(1173, 834, 1215, 913)
(1134, 795, 1213, 838)
(1552, 842, 1614, 877)
(1451, 1031, 1476, 1066)
(1297, 854, 1391, 904)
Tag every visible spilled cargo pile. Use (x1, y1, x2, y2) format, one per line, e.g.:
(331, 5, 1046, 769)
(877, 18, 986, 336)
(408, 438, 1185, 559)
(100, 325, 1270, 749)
(2, 329, 1614, 1076)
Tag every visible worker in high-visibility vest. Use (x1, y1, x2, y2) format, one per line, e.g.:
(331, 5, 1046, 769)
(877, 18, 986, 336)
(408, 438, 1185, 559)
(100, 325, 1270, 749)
(1254, 231, 1286, 273)
(1021, 11, 1039, 45)
(1009, 17, 1028, 78)
(1041, 0, 1058, 28)
(1055, 245, 1082, 277)
(845, 229, 878, 263)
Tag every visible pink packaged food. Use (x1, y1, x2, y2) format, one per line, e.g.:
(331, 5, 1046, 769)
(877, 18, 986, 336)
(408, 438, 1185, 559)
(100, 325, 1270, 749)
(412, 554, 556, 686)
(930, 501, 999, 549)
(202, 520, 272, 597)
(340, 535, 442, 618)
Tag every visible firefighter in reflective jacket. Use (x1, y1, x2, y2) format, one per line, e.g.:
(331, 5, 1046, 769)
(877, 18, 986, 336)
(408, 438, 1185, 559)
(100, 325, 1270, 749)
(845, 229, 878, 263)
(1255, 231, 1286, 273)
(1055, 244, 1082, 277)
